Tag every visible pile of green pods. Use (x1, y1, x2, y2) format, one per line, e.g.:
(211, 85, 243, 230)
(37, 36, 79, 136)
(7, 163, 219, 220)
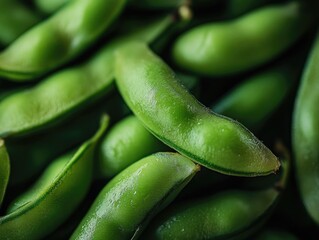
(1, 0, 319, 239)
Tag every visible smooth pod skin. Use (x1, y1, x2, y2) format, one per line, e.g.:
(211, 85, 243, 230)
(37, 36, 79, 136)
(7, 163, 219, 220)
(5, 98, 117, 186)
(71, 152, 199, 240)
(0, 139, 10, 206)
(172, 2, 313, 76)
(142, 158, 289, 240)
(115, 42, 280, 176)
(0, 0, 127, 81)
(292, 32, 319, 225)
(143, 189, 279, 240)
(0, 16, 174, 138)
(0, 116, 109, 239)
(98, 115, 166, 178)
(0, 0, 40, 46)
(212, 64, 296, 130)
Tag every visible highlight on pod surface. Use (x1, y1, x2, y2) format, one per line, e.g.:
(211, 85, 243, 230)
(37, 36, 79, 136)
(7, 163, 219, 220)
(0, 0, 318, 239)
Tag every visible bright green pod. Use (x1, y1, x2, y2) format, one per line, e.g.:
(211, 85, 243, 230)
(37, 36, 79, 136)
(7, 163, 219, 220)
(0, 139, 10, 206)
(142, 158, 289, 240)
(0, 0, 127, 81)
(0, 0, 40, 46)
(98, 115, 166, 178)
(172, 2, 313, 76)
(0, 115, 109, 239)
(71, 152, 199, 239)
(0, 15, 174, 138)
(292, 32, 319, 225)
(115, 42, 280, 177)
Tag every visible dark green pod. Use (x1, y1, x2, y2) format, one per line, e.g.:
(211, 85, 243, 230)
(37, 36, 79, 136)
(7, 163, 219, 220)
(0, 139, 10, 206)
(212, 57, 302, 130)
(292, 32, 319, 225)
(254, 229, 299, 240)
(0, 0, 40, 46)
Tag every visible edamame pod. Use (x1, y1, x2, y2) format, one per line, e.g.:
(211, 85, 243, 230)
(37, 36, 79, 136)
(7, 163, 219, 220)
(212, 53, 304, 130)
(0, 139, 10, 206)
(142, 157, 289, 239)
(0, 115, 109, 239)
(5, 97, 117, 186)
(143, 188, 280, 240)
(172, 2, 313, 76)
(0, 0, 127, 81)
(0, 0, 41, 46)
(292, 32, 319, 225)
(71, 152, 199, 240)
(0, 15, 174, 138)
(98, 115, 166, 178)
(115, 42, 280, 176)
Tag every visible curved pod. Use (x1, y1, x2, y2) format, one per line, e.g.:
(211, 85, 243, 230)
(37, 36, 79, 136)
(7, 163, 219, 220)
(0, 0, 127, 81)
(0, 116, 109, 239)
(0, 16, 173, 138)
(115, 42, 279, 176)
(172, 2, 312, 76)
(292, 32, 319, 225)
(98, 115, 166, 178)
(71, 152, 199, 239)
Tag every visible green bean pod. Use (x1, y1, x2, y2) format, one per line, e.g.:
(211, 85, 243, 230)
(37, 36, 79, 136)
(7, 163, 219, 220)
(212, 56, 303, 130)
(0, 15, 174, 138)
(0, 139, 10, 206)
(115, 42, 279, 176)
(143, 189, 279, 240)
(0, 0, 127, 81)
(172, 2, 313, 76)
(71, 152, 199, 239)
(0, 0, 41, 46)
(0, 115, 109, 239)
(98, 115, 166, 179)
(5, 96, 120, 186)
(292, 32, 319, 225)
(142, 158, 289, 240)
(142, 189, 278, 240)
